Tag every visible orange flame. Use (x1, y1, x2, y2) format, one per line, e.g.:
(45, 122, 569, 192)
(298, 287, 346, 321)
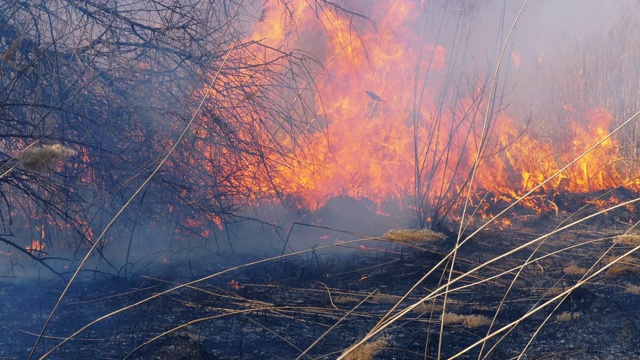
(26, 240, 45, 253)
(195, 1, 639, 218)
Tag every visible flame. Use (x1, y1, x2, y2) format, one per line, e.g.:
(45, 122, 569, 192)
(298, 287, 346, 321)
(191, 1, 639, 219)
(26, 240, 45, 253)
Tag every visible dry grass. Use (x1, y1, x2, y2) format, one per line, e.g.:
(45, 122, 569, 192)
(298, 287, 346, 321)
(410, 301, 443, 314)
(545, 287, 564, 297)
(2, 35, 23, 62)
(442, 312, 491, 328)
(384, 228, 446, 244)
(605, 255, 640, 277)
(334, 296, 360, 304)
(556, 311, 582, 322)
(342, 337, 389, 360)
(563, 264, 588, 276)
(613, 234, 640, 246)
(18, 144, 77, 173)
(370, 292, 402, 303)
(624, 284, 640, 294)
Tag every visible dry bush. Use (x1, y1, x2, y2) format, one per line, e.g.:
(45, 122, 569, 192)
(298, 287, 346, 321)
(563, 264, 588, 276)
(384, 228, 446, 244)
(556, 311, 582, 322)
(624, 284, 640, 294)
(442, 312, 491, 328)
(613, 234, 640, 246)
(343, 337, 389, 360)
(18, 144, 77, 173)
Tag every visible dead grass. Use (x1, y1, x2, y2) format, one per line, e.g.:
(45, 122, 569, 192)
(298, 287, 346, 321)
(613, 234, 640, 246)
(410, 301, 443, 314)
(384, 228, 446, 244)
(370, 292, 402, 303)
(623, 284, 640, 294)
(556, 311, 582, 322)
(18, 144, 77, 173)
(563, 264, 588, 276)
(342, 337, 389, 360)
(605, 255, 640, 277)
(334, 296, 360, 304)
(442, 312, 491, 328)
(545, 287, 564, 297)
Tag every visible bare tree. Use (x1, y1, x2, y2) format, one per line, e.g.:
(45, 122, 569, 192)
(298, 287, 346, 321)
(0, 0, 326, 276)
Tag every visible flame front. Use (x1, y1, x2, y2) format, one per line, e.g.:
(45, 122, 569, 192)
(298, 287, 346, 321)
(196, 1, 640, 219)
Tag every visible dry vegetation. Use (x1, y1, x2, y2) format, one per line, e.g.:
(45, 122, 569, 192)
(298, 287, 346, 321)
(563, 264, 589, 276)
(342, 337, 389, 360)
(613, 234, 640, 246)
(556, 311, 582, 322)
(17, 144, 77, 173)
(624, 284, 640, 294)
(442, 312, 492, 328)
(384, 229, 446, 244)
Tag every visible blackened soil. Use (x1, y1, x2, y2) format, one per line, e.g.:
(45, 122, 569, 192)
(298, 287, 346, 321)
(2, 226, 640, 359)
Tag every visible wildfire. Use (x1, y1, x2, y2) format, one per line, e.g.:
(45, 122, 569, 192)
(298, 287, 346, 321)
(194, 1, 639, 219)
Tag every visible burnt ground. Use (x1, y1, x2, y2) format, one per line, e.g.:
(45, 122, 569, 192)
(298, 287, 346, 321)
(2, 210, 640, 359)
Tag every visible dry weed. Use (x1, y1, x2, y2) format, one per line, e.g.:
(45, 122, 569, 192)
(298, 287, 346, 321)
(545, 287, 564, 296)
(604, 256, 640, 277)
(384, 228, 446, 244)
(342, 336, 388, 360)
(613, 234, 640, 246)
(3, 35, 23, 62)
(556, 311, 582, 322)
(18, 144, 77, 173)
(334, 296, 360, 304)
(624, 284, 640, 294)
(410, 301, 443, 314)
(442, 312, 491, 328)
(370, 293, 402, 303)
(563, 264, 588, 276)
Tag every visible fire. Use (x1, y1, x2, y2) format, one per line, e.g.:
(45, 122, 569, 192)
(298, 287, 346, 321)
(26, 240, 45, 253)
(194, 1, 640, 219)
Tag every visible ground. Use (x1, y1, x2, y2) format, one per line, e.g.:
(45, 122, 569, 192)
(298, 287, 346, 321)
(2, 211, 640, 359)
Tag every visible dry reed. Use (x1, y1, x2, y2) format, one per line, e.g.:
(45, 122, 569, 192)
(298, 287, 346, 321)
(18, 144, 77, 173)
(613, 234, 640, 246)
(624, 284, 640, 294)
(442, 312, 491, 328)
(384, 228, 446, 244)
(556, 311, 582, 322)
(342, 337, 388, 360)
(563, 264, 588, 276)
